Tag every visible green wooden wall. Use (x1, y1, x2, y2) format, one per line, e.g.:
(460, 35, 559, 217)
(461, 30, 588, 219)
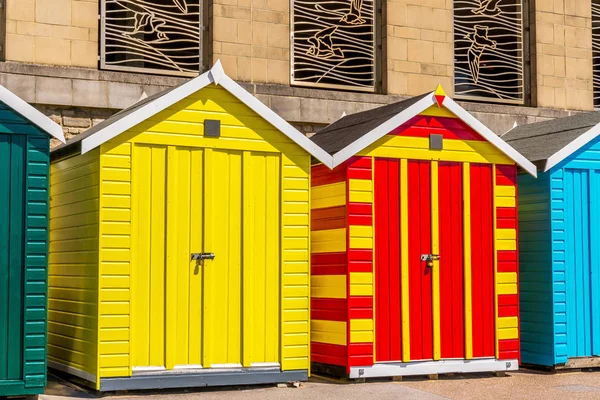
(0, 102, 50, 396)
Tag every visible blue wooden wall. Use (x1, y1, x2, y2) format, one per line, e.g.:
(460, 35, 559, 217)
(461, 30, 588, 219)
(518, 172, 554, 366)
(520, 137, 600, 367)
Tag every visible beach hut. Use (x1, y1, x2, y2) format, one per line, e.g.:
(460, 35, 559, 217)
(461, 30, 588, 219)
(308, 86, 536, 379)
(503, 112, 600, 368)
(47, 61, 331, 391)
(0, 85, 65, 396)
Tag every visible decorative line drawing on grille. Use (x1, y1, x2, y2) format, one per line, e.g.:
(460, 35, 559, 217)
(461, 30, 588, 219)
(466, 25, 497, 84)
(592, 1, 600, 107)
(454, 0, 524, 104)
(101, 0, 201, 77)
(308, 26, 344, 59)
(291, 0, 375, 92)
(341, 0, 366, 25)
(472, 0, 502, 16)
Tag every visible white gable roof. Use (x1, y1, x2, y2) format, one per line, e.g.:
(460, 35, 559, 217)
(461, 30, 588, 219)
(79, 60, 333, 166)
(329, 92, 537, 177)
(0, 85, 65, 143)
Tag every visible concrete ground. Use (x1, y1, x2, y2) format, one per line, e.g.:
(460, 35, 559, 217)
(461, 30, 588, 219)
(41, 370, 600, 400)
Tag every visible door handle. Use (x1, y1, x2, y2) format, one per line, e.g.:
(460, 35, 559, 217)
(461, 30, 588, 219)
(421, 254, 440, 267)
(191, 253, 215, 261)
(420, 254, 440, 262)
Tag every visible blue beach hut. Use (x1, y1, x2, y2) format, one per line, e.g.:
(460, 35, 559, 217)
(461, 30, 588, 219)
(503, 112, 600, 368)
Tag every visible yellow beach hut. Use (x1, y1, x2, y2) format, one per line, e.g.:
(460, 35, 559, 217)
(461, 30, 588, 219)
(48, 61, 332, 391)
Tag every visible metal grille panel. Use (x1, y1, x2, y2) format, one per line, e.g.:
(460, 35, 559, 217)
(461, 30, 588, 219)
(101, 0, 202, 77)
(454, 0, 524, 104)
(291, 0, 376, 92)
(593, 1, 600, 107)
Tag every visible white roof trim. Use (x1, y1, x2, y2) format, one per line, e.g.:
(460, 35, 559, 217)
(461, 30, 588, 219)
(217, 74, 333, 166)
(330, 92, 537, 177)
(0, 84, 65, 143)
(80, 61, 334, 167)
(331, 93, 436, 167)
(544, 121, 600, 172)
(443, 98, 537, 177)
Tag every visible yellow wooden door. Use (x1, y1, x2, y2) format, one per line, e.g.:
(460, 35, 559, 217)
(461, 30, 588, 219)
(131, 145, 281, 371)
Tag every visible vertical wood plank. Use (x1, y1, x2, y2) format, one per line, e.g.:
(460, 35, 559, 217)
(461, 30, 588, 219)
(9, 135, 24, 379)
(149, 146, 166, 367)
(165, 146, 178, 370)
(463, 163, 473, 360)
(0, 135, 9, 379)
(431, 161, 440, 361)
(591, 170, 600, 356)
(242, 151, 254, 367)
(189, 149, 203, 365)
(400, 159, 410, 362)
(202, 148, 214, 368)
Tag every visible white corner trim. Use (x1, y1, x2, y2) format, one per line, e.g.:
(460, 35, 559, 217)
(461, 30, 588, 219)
(0, 84, 65, 143)
(544, 121, 600, 172)
(218, 74, 334, 167)
(331, 93, 437, 167)
(443, 98, 537, 177)
(349, 358, 518, 379)
(48, 360, 97, 384)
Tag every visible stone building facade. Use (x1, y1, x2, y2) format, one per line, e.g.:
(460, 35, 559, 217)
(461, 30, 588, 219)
(1, 0, 597, 147)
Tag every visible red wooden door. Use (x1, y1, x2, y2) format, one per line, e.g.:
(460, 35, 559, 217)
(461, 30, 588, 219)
(375, 159, 495, 363)
(470, 164, 495, 358)
(408, 160, 433, 361)
(374, 158, 402, 362)
(438, 162, 465, 359)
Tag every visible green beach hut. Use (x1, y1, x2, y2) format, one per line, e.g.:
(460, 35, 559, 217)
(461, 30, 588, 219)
(0, 84, 65, 396)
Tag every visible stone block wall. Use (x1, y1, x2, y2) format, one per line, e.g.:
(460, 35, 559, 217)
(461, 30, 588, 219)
(534, 0, 594, 110)
(5, 0, 98, 68)
(385, 0, 454, 96)
(211, 0, 290, 84)
(2, 0, 599, 114)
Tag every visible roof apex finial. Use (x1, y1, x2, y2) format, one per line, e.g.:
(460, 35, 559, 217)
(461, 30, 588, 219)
(434, 84, 446, 107)
(210, 59, 225, 85)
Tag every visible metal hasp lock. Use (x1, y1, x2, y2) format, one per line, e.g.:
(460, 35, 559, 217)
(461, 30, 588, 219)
(421, 254, 440, 267)
(191, 253, 215, 264)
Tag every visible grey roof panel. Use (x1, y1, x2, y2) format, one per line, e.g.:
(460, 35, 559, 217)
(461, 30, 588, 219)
(310, 93, 429, 155)
(502, 111, 600, 162)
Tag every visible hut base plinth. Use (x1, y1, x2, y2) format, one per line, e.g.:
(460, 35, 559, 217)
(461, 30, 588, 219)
(50, 363, 307, 392)
(347, 359, 518, 379)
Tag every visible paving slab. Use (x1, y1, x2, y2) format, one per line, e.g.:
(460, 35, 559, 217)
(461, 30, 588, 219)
(40, 370, 600, 400)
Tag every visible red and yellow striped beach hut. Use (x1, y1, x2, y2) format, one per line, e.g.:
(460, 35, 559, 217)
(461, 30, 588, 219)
(308, 87, 536, 379)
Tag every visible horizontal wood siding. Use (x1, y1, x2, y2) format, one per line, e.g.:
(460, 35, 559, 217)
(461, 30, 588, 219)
(518, 172, 553, 366)
(281, 152, 311, 371)
(98, 143, 132, 381)
(49, 150, 100, 380)
(310, 163, 348, 368)
(23, 135, 51, 388)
